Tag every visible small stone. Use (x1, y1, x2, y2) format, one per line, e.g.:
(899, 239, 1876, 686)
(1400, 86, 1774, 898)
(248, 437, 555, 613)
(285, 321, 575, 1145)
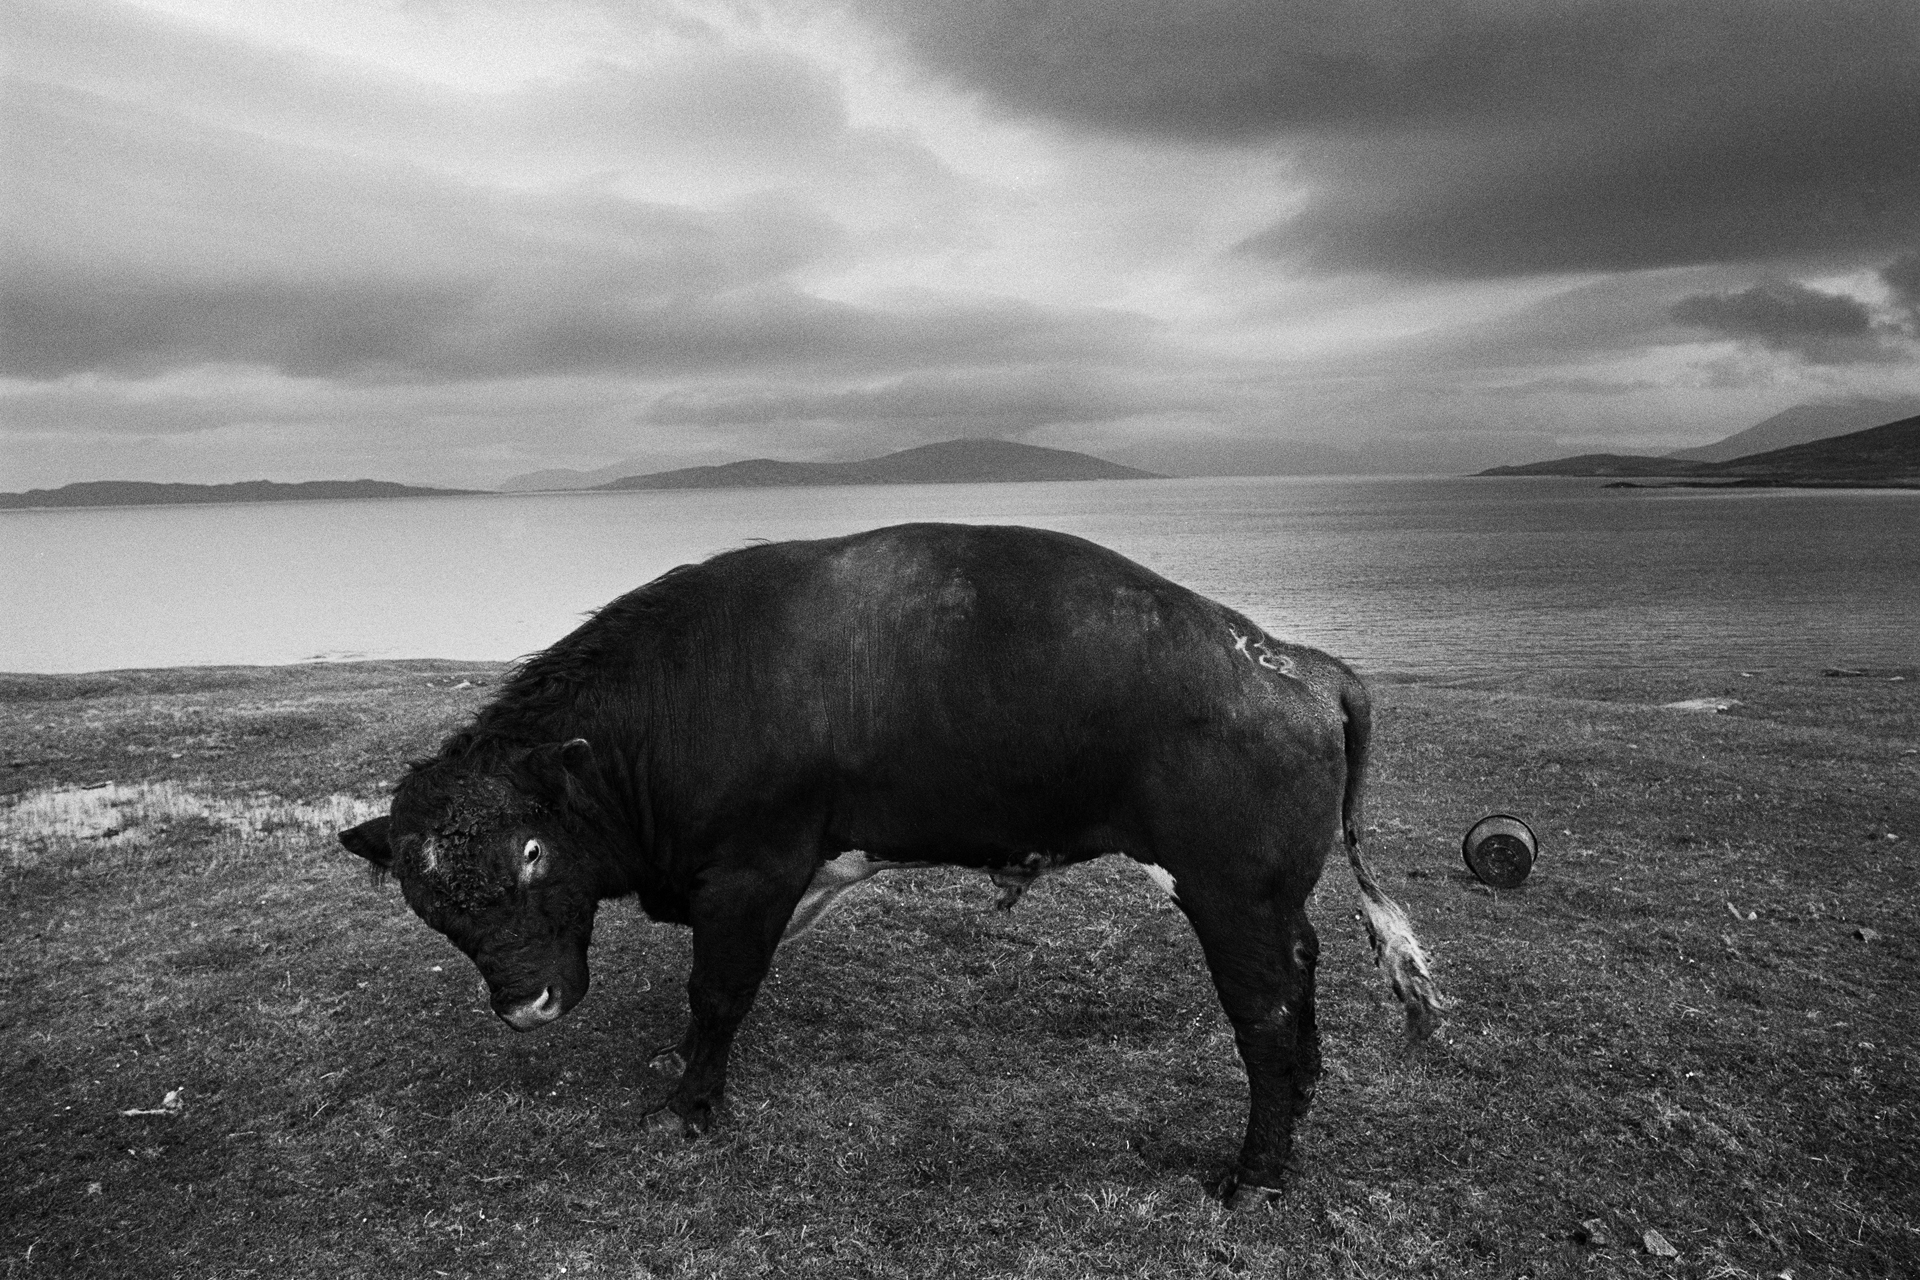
(1663, 697, 1737, 713)
(1642, 1228, 1679, 1258)
(1574, 1218, 1610, 1247)
(1855, 927, 1880, 943)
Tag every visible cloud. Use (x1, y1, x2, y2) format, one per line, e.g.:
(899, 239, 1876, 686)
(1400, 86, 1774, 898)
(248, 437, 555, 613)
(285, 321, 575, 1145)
(0, 70, 1149, 383)
(0, 1, 1018, 384)
(1670, 280, 1911, 364)
(0, 269, 1151, 383)
(641, 367, 1200, 442)
(847, 0, 1920, 277)
(1884, 252, 1920, 331)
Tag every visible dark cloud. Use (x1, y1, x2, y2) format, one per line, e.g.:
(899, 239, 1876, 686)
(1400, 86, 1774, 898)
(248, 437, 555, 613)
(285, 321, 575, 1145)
(1669, 280, 1913, 364)
(0, 276, 476, 379)
(0, 269, 1149, 382)
(848, 0, 1920, 277)
(640, 368, 1195, 440)
(1670, 283, 1872, 340)
(1884, 252, 1920, 331)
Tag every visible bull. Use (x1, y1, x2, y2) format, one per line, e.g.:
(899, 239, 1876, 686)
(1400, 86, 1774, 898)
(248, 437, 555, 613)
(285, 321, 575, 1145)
(338, 522, 1444, 1200)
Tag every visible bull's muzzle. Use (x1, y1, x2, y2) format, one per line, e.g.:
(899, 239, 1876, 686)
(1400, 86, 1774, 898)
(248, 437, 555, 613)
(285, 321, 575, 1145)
(497, 985, 565, 1032)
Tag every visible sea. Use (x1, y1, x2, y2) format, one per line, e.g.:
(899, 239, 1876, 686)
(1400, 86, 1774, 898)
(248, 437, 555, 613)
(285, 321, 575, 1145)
(3, 475, 1916, 678)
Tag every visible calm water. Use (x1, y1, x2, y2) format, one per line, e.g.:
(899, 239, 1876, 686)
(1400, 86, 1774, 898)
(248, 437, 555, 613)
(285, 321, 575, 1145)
(3, 476, 1916, 677)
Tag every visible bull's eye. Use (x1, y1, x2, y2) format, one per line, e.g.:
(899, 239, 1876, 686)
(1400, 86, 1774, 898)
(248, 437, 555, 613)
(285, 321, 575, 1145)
(523, 838, 543, 866)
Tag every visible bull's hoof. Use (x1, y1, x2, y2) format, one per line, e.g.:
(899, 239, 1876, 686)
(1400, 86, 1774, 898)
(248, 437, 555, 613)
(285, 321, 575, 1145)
(640, 1094, 717, 1141)
(647, 1048, 687, 1079)
(1208, 1166, 1288, 1207)
(678, 1099, 716, 1134)
(639, 1104, 699, 1140)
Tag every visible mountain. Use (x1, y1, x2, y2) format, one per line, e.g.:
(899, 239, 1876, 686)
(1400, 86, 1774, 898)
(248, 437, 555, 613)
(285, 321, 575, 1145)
(1706, 414, 1920, 484)
(499, 460, 652, 492)
(1666, 395, 1920, 463)
(0, 479, 482, 510)
(592, 439, 1160, 491)
(1478, 414, 1920, 486)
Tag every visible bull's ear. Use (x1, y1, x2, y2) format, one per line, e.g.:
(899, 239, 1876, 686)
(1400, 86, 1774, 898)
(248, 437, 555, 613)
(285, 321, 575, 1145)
(513, 738, 594, 805)
(339, 816, 395, 870)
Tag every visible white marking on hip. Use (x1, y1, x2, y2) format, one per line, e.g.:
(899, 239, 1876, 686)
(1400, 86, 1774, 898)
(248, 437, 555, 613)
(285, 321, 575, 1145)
(1230, 626, 1300, 676)
(1252, 638, 1295, 675)
(1138, 862, 1179, 900)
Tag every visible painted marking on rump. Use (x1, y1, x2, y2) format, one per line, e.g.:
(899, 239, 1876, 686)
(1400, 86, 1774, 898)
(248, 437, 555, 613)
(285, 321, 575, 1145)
(1228, 627, 1297, 675)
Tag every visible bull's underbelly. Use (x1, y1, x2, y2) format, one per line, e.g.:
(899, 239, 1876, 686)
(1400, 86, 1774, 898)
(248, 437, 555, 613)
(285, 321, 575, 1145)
(780, 844, 1177, 944)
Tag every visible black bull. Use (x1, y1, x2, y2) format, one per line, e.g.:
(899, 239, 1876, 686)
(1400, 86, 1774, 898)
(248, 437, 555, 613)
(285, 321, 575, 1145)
(338, 522, 1444, 1200)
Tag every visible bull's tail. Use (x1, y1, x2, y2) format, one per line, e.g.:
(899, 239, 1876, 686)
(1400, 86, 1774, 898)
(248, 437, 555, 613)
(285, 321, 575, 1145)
(1340, 677, 1446, 1040)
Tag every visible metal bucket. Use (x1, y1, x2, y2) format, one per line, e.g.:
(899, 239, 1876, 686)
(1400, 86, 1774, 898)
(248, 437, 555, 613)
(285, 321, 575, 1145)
(1463, 814, 1537, 889)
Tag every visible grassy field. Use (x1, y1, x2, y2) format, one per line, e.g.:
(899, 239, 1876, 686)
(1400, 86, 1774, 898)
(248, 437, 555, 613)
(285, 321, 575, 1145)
(2, 659, 1915, 1278)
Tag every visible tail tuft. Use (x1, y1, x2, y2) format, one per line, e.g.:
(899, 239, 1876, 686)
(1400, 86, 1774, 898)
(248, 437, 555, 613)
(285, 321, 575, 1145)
(1339, 675, 1446, 1039)
(1352, 874, 1448, 1040)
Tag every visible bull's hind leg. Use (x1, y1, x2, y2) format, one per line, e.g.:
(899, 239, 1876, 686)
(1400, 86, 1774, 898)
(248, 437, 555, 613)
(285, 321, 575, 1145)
(1173, 873, 1324, 1203)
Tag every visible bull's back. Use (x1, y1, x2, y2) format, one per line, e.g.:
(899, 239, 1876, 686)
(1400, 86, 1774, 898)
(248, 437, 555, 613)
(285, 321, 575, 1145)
(666, 524, 1351, 849)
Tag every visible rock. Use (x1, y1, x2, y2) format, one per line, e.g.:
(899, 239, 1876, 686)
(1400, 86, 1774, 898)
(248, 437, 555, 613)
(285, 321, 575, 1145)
(1642, 1228, 1679, 1258)
(1855, 927, 1880, 943)
(1574, 1218, 1611, 1247)
(1663, 697, 1738, 712)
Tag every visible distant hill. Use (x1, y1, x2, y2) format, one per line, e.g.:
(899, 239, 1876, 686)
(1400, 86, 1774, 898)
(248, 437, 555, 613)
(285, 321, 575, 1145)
(1479, 414, 1920, 487)
(0, 479, 482, 511)
(1478, 453, 1716, 479)
(500, 461, 646, 492)
(593, 439, 1160, 491)
(1707, 414, 1920, 484)
(1666, 395, 1920, 463)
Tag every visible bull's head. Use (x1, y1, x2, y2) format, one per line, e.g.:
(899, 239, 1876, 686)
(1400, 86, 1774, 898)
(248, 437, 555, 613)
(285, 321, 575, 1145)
(339, 739, 599, 1032)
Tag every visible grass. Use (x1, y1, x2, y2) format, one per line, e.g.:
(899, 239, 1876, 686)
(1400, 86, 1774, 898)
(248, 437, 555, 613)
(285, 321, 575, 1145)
(2, 659, 1916, 1278)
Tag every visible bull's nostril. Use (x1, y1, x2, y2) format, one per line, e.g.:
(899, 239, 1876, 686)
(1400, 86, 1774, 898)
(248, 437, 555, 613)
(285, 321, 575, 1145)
(498, 985, 566, 1030)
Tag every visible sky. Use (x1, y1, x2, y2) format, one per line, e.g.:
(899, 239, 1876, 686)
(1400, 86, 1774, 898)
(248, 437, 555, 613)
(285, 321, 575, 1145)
(4, 0, 1919, 489)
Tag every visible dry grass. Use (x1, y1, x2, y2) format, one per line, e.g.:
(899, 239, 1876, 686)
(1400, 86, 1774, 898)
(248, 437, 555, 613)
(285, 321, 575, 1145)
(2, 660, 1916, 1278)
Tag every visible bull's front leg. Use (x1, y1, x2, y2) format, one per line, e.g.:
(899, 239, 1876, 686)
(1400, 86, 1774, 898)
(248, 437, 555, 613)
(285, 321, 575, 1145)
(646, 860, 811, 1136)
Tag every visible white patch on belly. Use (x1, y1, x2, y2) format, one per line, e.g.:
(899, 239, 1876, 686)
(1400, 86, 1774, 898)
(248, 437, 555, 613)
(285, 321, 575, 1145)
(1138, 862, 1179, 900)
(782, 850, 915, 943)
